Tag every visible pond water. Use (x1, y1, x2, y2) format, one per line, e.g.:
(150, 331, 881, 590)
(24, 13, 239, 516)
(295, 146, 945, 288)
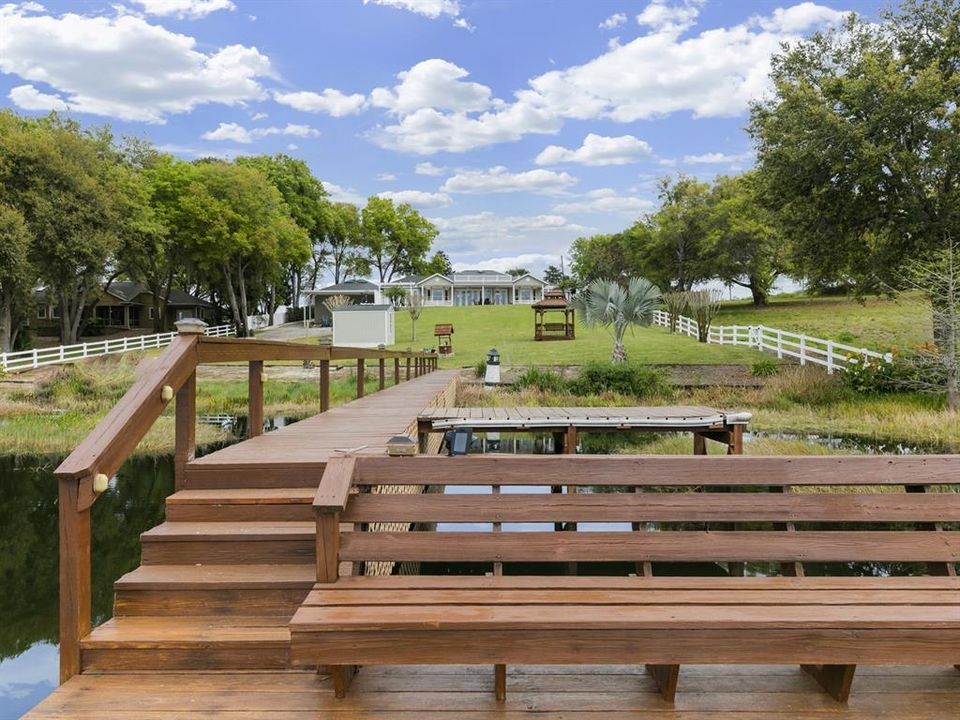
(0, 425, 949, 717)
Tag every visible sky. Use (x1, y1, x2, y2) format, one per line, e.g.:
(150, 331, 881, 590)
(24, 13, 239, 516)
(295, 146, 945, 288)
(0, 0, 885, 281)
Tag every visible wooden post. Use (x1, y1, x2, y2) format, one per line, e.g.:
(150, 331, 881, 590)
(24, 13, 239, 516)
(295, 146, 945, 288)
(248, 360, 264, 439)
(58, 477, 91, 683)
(174, 370, 196, 491)
(319, 359, 330, 413)
(394, 357, 400, 385)
(378, 358, 385, 390)
(727, 425, 744, 455)
(406, 357, 411, 381)
(356, 358, 365, 398)
(693, 432, 707, 455)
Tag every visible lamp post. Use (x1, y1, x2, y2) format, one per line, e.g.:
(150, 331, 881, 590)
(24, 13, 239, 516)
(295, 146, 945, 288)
(484, 347, 500, 387)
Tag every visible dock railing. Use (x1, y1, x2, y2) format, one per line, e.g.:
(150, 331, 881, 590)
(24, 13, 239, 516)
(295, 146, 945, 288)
(652, 310, 893, 373)
(0, 323, 235, 373)
(52, 319, 438, 683)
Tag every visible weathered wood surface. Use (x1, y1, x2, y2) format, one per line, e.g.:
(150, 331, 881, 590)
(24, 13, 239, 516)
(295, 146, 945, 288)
(185, 370, 460, 487)
(419, 405, 747, 430)
(25, 665, 960, 719)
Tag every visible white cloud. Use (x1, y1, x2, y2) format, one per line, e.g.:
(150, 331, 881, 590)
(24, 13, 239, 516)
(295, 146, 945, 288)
(431, 211, 593, 260)
(363, 0, 473, 30)
(519, 2, 848, 123)
(441, 166, 577, 195)
(201, 122, 320, 143)
(599, 12, 627, 30)
(8, 84, 68, 111)
(377, 190, 452, 208)
(287, 143, 298, 150)
(323, 180, 366, 206)
(452, 254, 561, 274)
(273, 88, 367, 117)
(415, 162, 446, 176)
(132, 0, 235, 19)
(376, 172, 398, 181)
(553, 188, 655, 215)
(369, 4, 846, 154)
(535, 133, 653, 166)
(683, 151, 754, 164)
(0, 5, 272, 123)
(636, 0, 702, 33)
(251, 111, 268, 120)
(370, 59, 493, 115)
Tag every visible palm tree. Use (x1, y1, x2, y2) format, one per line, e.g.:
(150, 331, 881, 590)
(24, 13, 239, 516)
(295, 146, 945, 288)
(576, 278, 662, 364)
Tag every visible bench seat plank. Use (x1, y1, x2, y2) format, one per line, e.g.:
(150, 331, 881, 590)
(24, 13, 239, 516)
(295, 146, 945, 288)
(289, 627, 960, 666)
(321, 574, 960, 590)
(341, 491, 960, 523)
(303, 588, 960, 607)
(291, 603, 960, 630)
(339, 531, 960, 563)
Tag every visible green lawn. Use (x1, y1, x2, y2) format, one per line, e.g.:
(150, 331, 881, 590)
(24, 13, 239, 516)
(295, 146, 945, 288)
(715, 291, 932, 351)
(388, 305, 761, 369)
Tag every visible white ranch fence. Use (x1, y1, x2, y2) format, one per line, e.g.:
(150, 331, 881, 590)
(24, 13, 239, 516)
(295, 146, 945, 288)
(1, 324, 235, 373)
(652, 311, 892, 374)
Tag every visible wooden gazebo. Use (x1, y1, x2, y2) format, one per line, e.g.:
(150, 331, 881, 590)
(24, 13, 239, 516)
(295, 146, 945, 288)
(533, 290, 575, 341)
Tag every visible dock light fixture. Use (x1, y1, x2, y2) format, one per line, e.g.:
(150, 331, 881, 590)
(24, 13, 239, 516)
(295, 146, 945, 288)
(444, 428, 473, 456)
(161, 385, 174, 402)
(484, 348, 501, 387)
(93, 473, 109, 494)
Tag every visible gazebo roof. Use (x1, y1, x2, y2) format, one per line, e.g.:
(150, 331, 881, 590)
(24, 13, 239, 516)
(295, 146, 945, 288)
(532, 290, 571, 309)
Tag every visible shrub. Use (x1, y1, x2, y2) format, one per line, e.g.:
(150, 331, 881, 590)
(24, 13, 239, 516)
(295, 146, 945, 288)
(568, 361, 670, 399)
(750, 359, 779, 377)
(841, 351, 936, 395)
(765, 366, 850, 407)
(513, 367, 567, 393)
(686, 289, 723, 343)
(474, 360, 486, 379)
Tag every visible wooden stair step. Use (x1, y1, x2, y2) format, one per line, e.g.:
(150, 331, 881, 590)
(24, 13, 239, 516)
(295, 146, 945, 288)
(114, 564, 316, 616)
(141, 522, 316, 565)
(165, 488, 315, 522)
(81, 616, 291, 671)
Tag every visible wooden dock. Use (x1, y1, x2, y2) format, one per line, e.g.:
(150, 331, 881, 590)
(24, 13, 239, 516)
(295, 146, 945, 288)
(27, 326, 960, 719)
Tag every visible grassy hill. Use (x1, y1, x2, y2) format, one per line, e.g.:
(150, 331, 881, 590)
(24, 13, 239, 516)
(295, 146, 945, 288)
(715, 291, 931, 350)
(389, 305, 759, 369)
(387, 292, 930, 369)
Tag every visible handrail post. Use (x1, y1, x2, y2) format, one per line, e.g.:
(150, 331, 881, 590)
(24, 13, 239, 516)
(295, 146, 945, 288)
(319, 359, 330, 412)
(356, 358, 365, 398)
(248, 360, 264, 438)
(406, 357, 411, 381)
(58, 476, 91, 683)
(174, 370, 196, 491)
(394, 357, 400, 385)
(378, 358, 385, 390)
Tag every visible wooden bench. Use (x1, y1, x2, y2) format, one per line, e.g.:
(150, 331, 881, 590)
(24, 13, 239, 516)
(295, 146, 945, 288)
(289, 454, 960, 703)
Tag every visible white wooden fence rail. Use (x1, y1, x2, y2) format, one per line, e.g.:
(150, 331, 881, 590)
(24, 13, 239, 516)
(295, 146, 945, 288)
(1, 324, 235, 373)
(652, 311, 892, 374)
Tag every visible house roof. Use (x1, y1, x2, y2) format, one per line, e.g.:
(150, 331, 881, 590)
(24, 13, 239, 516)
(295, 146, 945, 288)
(309, 279, 378, 294)
(533, 290, 572, 309)
(35, 282, 214, 308)
(390, 274, 424, 284)
(332, 304, 394, 312)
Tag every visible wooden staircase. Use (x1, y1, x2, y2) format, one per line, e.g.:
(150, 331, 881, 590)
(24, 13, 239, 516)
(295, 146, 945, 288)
(81, 484, 317, 672)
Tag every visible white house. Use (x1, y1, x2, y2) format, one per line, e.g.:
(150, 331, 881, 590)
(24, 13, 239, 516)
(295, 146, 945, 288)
(382, 270, 547, 307)
(332, 304, 395, 348)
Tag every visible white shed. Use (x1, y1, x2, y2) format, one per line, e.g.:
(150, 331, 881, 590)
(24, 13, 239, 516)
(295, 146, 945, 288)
(332, 304, 395, 348)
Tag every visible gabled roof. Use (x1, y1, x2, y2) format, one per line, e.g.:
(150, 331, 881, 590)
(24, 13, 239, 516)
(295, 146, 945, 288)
(511, 273, 547, 285)
(104, 281, 149, 303)
(310, 279, 378, 294)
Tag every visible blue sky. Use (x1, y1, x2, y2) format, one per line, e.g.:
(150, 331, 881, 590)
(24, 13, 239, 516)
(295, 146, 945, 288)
(0, 0, 883, 279)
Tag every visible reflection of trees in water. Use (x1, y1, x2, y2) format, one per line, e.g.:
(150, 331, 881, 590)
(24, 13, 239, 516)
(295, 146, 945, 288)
(0, 455, 172, 660)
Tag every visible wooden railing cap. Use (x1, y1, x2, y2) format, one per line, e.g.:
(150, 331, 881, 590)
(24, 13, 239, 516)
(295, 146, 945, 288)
(176, 318, 208, 335)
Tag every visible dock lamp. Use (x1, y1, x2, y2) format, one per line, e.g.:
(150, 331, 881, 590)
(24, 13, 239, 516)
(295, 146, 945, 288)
(484, 347, 501, 387)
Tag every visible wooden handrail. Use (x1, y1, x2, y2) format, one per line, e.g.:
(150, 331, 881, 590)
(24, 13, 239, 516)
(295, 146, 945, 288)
(53, 322, 438, 684)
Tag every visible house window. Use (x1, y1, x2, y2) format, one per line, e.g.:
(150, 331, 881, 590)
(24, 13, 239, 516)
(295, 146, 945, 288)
(149, 307, 155, 320)
(37, 306, 47, 319)
(431, 287, 445, 302)
(177, 309, 196, 321)
(51, 305, 61, 319)
(519, 286, 532, 301)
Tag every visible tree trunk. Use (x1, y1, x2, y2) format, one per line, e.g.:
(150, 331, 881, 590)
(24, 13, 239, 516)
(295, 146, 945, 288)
(0, 297, 12, 354)
(411, 318, 417, 342)
(611, 330, 627, 364)
(749, 280, 768, 306)
(237, 262, 250, 337)
(221, 263, 244, 337)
